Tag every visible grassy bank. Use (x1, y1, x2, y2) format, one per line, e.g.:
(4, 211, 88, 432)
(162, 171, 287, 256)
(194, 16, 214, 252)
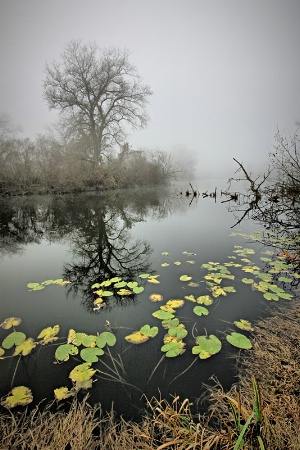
(1, 300, 299, 449)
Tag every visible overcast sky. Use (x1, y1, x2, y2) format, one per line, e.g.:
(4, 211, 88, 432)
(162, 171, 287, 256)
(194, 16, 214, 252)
(1, 0, 299, 177)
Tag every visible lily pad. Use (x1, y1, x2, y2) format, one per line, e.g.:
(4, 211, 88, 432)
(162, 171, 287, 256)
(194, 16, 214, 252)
(193, 306, 209, 317)
(2, 331, 26, 349)
(55, 343, 79, 361)
(192, 335, 222, 359)
(161, 341, 185, 357)
(1, 386, 33, 409)
(133, 286, 144, 294)
(37, 325, 60, 345)
(96, 332, 116, 348)
(152, 310, 174, 320)
(69, 363, 96, 383)
(179, 275, 192, 282)
(54, 387, 75, 401)
(140, 325, 158, 337)
(166, 299, 184, 309)
(149, 293, 164, 302)
(80, 347, 104, 362)
(234, 319, 254, 332)
(226, 332, 252, 349)
(14, 338, 37, 356)
(196, 295, 213, 305)
(125, 331, 149, 344)
(0, 317, 21, 330)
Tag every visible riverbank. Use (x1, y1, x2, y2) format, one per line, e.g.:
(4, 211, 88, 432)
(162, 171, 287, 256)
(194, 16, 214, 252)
(1, 298, 299, 449)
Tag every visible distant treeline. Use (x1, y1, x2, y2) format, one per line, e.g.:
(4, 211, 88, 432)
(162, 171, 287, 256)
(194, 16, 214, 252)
(0, 121, 190, 196)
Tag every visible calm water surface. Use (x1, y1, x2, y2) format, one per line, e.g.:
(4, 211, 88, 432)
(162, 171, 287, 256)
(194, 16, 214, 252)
(0, 183, 277, 418)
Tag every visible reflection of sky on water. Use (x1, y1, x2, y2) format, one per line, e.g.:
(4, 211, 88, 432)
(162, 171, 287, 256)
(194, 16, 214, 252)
(0, 188, 271, 419)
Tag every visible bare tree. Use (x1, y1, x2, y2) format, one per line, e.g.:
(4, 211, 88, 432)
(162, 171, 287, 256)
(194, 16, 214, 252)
(43, 40, 152, 166)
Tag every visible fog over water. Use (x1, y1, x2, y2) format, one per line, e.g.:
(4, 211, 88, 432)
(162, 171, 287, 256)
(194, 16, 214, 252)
(1, 0, 299, 177)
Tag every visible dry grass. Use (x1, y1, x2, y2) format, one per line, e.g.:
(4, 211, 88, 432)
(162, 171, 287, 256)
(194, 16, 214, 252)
(1, 301, 299, 449)
(208, 300, 300, 449)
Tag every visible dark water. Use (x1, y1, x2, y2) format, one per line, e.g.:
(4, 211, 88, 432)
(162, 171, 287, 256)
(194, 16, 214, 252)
(0, 183, 279, 419)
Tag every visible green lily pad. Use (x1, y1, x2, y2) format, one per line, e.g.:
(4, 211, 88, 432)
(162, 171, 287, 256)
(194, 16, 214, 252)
(263, 292, 279, 301)
(161, 341, 185, 357)
(152, 310, 174, 320)
(55, 343, 79, 361)
(192, 335, 222, 359)
(96, 332, 116, 348)
(80, 347, 104, 362)
(179, 275, 192, 282)
(133, 286, 144, 294)
(193, 306, 209, 317)
(2, 331, 26, 349)
(140, 325, 159, 337)
(234, 319, 254, 332)
(226, 332, 252, 349)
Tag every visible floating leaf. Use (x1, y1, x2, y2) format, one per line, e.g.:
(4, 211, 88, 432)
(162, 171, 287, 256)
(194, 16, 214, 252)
(117, 288, 132, 295)
(168, 324, 188, 339)
(140, 325, 159, 337)
(54, 387, 75, 401)
(174, 261, 181, 265)
(196, 295, 213, 305)
(93, 298, 105, 306)
(184, 295, 196, 302)
(234, 320, 254, 332)
(139, 273, 150, 279)
(37, 325, 60, 344)
(147, 277, 160, 284)
(80, 347, 104, 362)
(125, 331, 149, 344)
(166, 299, 184, 309)
(226, 332, 252, 349)
(110, 277, 122, 283)
(69, 363, 96, 383)
(210, 286, 227, 298)
(180, 275, 192, 282)
(0, 317, 21, 330)
(55, 343, 79, 361)
(263, 292, 279, 301)
(192, 335, 222, 359)
(2, 331, 26, 349)
(1, 386, 33, 409)
(114, 281, 127, 288)
(160, 305, 175, 313)
(161, 263, 170, 267)
(162, 252, 169, 255)
(27, 282, 40, 289)
(278, 276, 293, 283)
(161, 341, 185, 357)
(127, 281, 138, 289)
(193, 306, 209, 317)
(242, 278, 254, 284)
(152, 310, 174, 320)
(101, 290, 114, 297)
(149, 293, 164, 302)
(52, 279, 64, 284)
(31, 285, 45, 291)
(133, 286, 144, 294)
(96, 332, 116, 348)
(0, 348, 5, 358)
(188, 282, 200, 287)
(14, 338, 37, 356)
(277, 292, 293, 300)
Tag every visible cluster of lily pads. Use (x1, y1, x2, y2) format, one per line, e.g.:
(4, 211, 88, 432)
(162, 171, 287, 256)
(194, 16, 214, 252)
(1, 232, 297, 409)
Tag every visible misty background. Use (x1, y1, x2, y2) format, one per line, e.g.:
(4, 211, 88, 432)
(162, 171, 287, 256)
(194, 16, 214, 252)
(1, 0, 299, 178)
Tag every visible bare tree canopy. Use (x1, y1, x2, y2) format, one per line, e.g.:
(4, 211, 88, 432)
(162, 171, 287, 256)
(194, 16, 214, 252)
(43, 40, 152, 166)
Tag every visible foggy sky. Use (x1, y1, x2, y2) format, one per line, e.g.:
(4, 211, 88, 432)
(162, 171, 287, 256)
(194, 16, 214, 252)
(1, 0, 299, 177)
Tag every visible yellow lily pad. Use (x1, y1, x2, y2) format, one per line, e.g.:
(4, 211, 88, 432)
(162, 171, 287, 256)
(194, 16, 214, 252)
(0, 317, 21, 330)
(149, 293, 164, 302)
(1, 386, 33, 409)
